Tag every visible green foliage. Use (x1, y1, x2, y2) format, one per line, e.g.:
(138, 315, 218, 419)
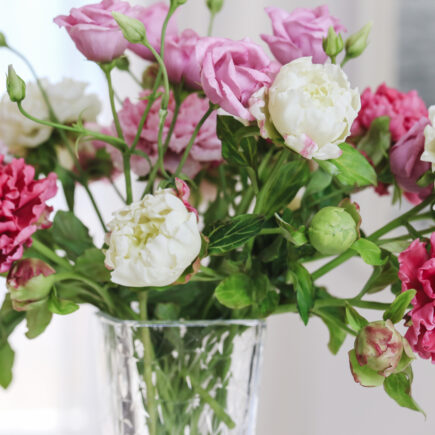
(48, 293, 79, 315)
(289, 263, 314, 325)
(0, 342, 14, 388)
(348, 349, 385, 387)
(351, 238, 387, 266)
(383, 289, 416, 324)
(275, 212, 307, 247)
(214, 274, 252, 309)
(357, 116, 391, 166)
(345, 304, 368, 332)
(155, 303, 180, 320)
(75, 248, 111, 282)
(25, 302, 52, 339)
(359, 259, 399, 295)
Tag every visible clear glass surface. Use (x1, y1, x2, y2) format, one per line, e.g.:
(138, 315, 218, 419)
(97, 314, 266, 435)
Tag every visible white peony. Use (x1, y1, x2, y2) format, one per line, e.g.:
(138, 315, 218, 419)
(0, 78, 101, 153)
(423, 105, 435, 170)
(251, 57, 360, 160)
(105, 190, 201, 288)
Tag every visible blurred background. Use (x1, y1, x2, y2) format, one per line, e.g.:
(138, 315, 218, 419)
(0, 0, 434, 434)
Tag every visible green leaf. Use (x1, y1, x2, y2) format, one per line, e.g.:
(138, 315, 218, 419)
(0, 295, 26, 345)
(323, 317, 347, 355)
(216, 116, 249, 166)
(304, 169, 333, 197)
(214, 274, 252, 309)
(352, 238, 387, 266)
(25, 303, 53, 339)
(206, 214, 264, 256)
(290, 263, 314, 325)
(339, 198, 362, 233)
(323, 143, 377, 187)
(361, 260, 399, 294)
(0, 341, 14, 388)
(349, 349, 385, 387)
(383, 289, 417, 324)
(155, 303, 180, 320)
(275, 213, 307, 247)
(48, 293, 79, 315)
(75, 248, 111, 282)
(357, 116, 391, 166)
(50, 211, 94, 260)
(256, 159, 309, 217)
(345, 304, 368, 332)
(384, 371, 425, 415)
(381, 240, 413, 254)
(255, 291, 279, 317)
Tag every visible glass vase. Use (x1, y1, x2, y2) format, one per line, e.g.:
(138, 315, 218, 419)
(97, 314, 266, 435)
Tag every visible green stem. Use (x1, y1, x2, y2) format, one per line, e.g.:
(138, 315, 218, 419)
(163, 95, 181, 153)
(312, 307, 357, 336)
(102, 67, 124, 141)
(128, 69, 142, 87)
(31, 238, 72, 270)
(83, 184, 108, 233)
(123, 153, 133, 204)
(208, 12, 216, 36)
(139, 292, 158, 435)
(109, 177, 126, 203)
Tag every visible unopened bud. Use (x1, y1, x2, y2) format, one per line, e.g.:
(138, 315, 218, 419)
(322, 26, 344, 59)
(206, 0, 224, 14)
(6, 65, 26, 103)
(0, 32, 7, 47)
(115, 55, 130, 71)
(345, 22, 373, 59)
(112, 12, 146, 44)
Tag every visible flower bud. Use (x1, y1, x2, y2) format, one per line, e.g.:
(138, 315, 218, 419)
(0, 32, 7, 47)
(112, 12, 146, 45)
(345, 22, 373, 59)
(6, 65, 26, 103)
(115, 55, 130, 71)
(308, 206, 357, 255)
(206, 0, 224, 14)
(7, 259, 56, 311)
(355, 320, 405, 376)
(322, 26, 344, 59)
(142, 63, 159, 89)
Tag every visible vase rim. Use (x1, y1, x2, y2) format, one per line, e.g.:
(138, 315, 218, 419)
(96, 311, 266, 328)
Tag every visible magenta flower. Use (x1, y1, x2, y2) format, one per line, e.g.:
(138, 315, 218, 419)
(399, 234, 435, 362)
(0, 157, 57, 273)
(54, 0, 131, 62)
(261, 6, 345, 65)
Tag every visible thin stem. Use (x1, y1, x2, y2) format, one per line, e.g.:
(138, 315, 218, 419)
(128, 69, 142, 87)
(139, 292, 158, 435)
(208, 12, 216, 36)
(312, 308, 357, 336)
(163, 95, 181, 153)
(102, 67, 124, 141)
(31, 238, 72, 270)
(83, 184, 108, 232)
(109, 177, 126, 203)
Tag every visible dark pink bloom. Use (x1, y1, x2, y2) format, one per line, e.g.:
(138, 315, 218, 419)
(174, 178, 198, 219)
(127, 2, 178, 61)
(196, 37, 279, 120)
(54, 0, 131, 62)
(261, 6, 345, 64)
(351, 83, 428, 142)
(0, 157, 57, 273)
(399, 234, 435, 362)
(164, 29, 201, 90)
(390, 117, 433, 203)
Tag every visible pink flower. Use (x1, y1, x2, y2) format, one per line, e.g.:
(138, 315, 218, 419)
(351, 83, 428, 142)
(261, 6, 345, 65)
(127, 2, 178, 61)
(164, 29, 201, 90)
(390, 117, 433, 203)
(196, 37, 279, 120)
(174, 178, 198, 219)
(54, 0, 131, 62)
(399, 234, 435, 362)
(0, 157, 57, 273)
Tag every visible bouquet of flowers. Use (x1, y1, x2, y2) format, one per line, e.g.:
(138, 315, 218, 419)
(0, 0, 434, 433)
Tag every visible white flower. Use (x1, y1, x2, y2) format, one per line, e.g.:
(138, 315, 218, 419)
(0, 78, 101, 153)
(253, 57, 360, 160)
(105, 190, 201, 288)
(423, 105, 435, 170)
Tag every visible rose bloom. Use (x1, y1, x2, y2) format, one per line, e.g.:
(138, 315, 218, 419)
(105, 189, 201, 287)
(261, 6, 345, 65)
(164, 29, 201, 90)
(0, 157, 57, 273)
(0, 79, 101, 154)
(390, 117, 433, 204)
(54, 0, 131, 62)
(399, 233, 435, 362)
(196, 37, 279, 120)
(423, 105, 435, 170)
(251, 57, 360, 160)
(128, 2, 178, 61)
(351, 83, 428, 142)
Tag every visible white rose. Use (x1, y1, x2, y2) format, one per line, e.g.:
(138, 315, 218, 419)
(423, 105, 435, 170)
(0, 78, 101, 153)
(105, 190, 201, 288)
(256, 57, 360, 160)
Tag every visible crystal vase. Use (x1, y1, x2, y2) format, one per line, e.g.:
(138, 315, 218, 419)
(97, 314, 266, 435)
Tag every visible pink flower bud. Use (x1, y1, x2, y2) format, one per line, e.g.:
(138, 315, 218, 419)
(174, 178, 198, 219)
(354, 320, 404, 376)
(7, 259, 56, 311)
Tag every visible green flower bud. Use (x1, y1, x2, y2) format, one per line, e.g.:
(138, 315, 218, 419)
(206, 0, 224, 14)
(142, 63, 159, 89)
(7, 258, 56, 312)
(345, 22, 373, 59)
(6, 65, 26, 103)
(0, 32, 7, 47)
(112, 12, 146, 44)
(354, 320, 413, 377)
(322, 26, 344, 59)
(115, 55, 130, 71)
(308, 206, 357, 255)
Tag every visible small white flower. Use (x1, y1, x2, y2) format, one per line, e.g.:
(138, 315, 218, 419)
(105, 190, 201, 288)
(251, 57, 360, 160)
(0, 78, 101, 153)
(423, 105, 435, 170)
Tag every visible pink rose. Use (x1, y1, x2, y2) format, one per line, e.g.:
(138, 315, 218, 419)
(54, 0, 131, 62)
(390, 117, 433, 204)
(399, 233, 435, 362)
(0, 157, 57, 273)
(351, 83, 428, 142)
(164, 29, 201, 90)
(261, 6, 345, 65)
(127, 2, 178, 61)
(196, 37, 279, 120)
